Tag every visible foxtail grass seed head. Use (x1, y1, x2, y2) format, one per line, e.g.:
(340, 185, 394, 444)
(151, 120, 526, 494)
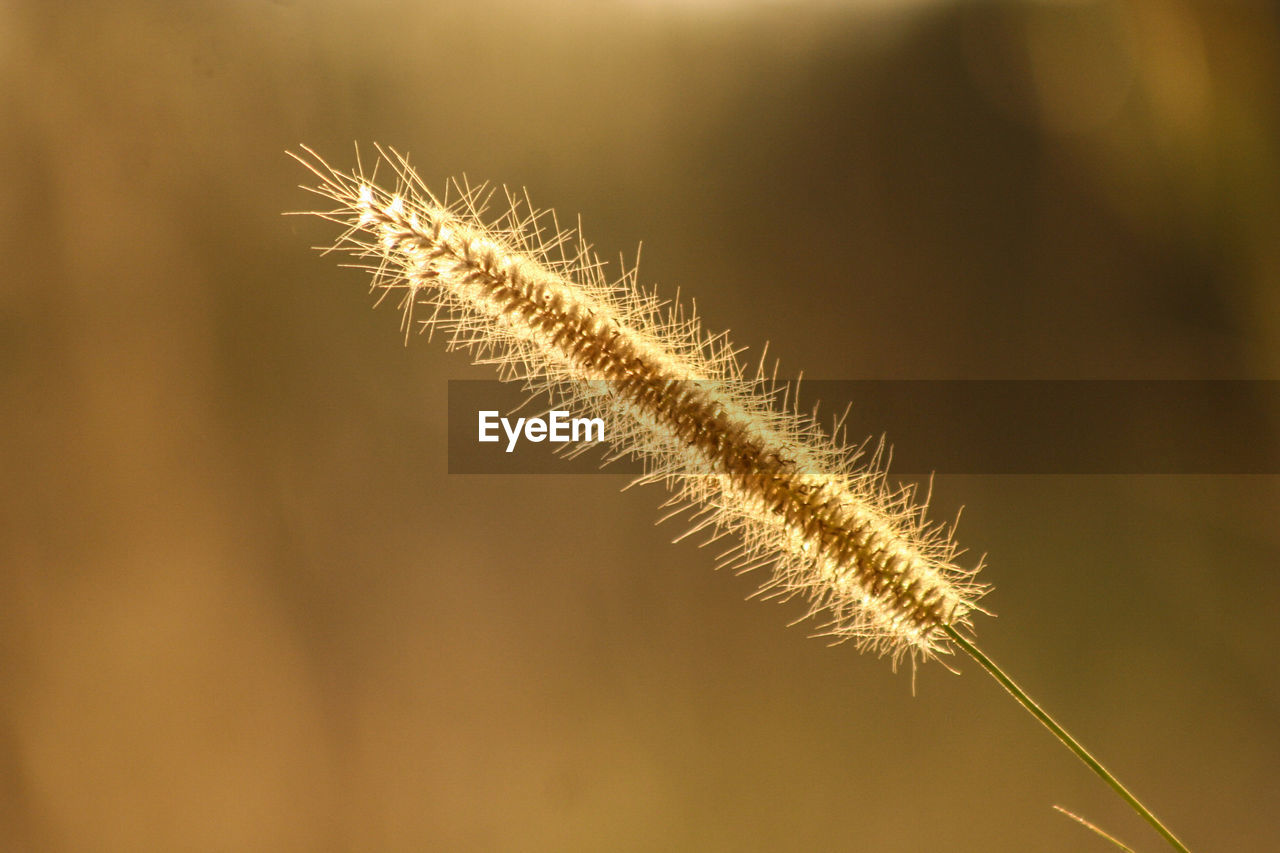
(291, 145, 990, 667)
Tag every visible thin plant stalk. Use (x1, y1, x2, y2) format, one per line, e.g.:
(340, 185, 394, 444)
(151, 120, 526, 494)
(943, 625, 1190, 852)
(1053, 805, 1136, 852)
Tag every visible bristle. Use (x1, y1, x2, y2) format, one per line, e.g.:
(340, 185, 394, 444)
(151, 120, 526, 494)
(291, 144, 989, 667)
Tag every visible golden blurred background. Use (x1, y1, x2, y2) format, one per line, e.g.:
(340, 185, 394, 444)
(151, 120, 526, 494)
(2, 0, 1278, 849)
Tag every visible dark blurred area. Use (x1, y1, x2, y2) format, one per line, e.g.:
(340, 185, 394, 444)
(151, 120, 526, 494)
(1, 1, 1277, 850)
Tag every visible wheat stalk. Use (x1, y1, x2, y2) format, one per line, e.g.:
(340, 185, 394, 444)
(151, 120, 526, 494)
(289, 144, 1190, 851)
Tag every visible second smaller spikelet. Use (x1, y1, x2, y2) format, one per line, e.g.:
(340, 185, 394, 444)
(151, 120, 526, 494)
(294, 145, 989, 666)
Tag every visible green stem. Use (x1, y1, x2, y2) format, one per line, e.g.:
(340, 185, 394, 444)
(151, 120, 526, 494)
(941, 624, 1190, 853)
